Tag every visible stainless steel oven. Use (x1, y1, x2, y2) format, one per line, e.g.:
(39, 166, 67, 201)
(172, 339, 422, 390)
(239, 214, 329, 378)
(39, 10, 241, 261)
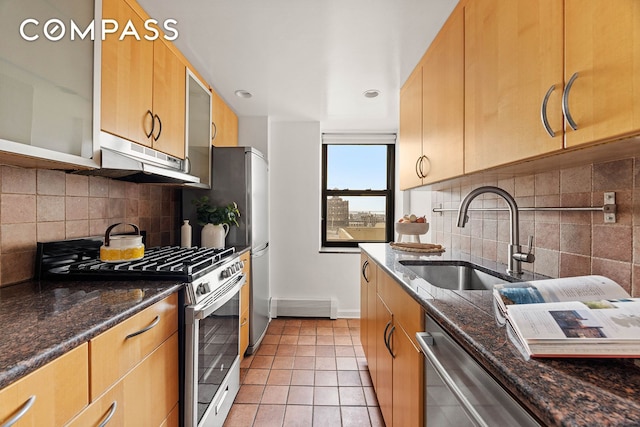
(184, 255, 245, 427)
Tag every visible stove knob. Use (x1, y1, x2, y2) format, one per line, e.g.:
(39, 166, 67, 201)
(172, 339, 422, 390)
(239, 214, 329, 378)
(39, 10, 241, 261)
(196, 283, 210, 295)
(227, 266, 235, 276)
(239, 260, 245, 270)
(221, 269, 230, 279)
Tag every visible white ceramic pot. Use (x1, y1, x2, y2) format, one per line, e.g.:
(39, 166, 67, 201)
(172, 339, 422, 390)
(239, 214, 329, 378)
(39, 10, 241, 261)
(201, 223, 229, 249)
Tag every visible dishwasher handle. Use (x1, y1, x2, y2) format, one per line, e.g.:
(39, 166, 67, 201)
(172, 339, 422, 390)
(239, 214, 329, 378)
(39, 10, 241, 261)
(416, 332, 489, 427)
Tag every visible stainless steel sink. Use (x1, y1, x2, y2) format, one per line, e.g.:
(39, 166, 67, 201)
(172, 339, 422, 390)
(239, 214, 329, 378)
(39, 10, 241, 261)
(398, 260, 512, 290)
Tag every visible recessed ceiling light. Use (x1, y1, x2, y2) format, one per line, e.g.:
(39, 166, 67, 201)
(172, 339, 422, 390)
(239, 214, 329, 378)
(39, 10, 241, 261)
(235, 90, 253, 98)
(363, 89, 380, 98)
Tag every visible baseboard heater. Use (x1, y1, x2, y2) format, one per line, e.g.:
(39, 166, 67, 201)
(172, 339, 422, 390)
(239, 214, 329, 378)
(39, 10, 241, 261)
(271, 298, 338, 319)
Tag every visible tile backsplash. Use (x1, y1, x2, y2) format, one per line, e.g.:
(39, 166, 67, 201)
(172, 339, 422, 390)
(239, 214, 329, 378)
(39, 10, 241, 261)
(429, 157, 639, 297)
(0, 165, 180, 287)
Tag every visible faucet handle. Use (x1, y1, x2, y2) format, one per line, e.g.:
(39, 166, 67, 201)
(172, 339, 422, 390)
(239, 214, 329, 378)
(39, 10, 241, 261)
(526, 235, 534, 252)
(514, 235, 536, 264)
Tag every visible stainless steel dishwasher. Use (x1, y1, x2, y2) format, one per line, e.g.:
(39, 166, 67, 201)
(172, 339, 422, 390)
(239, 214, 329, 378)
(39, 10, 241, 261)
(416, 316, 541, 427)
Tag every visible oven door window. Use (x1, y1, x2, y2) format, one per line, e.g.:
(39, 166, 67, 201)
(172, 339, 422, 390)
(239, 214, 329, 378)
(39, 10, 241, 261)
(197, 292, 239, 423)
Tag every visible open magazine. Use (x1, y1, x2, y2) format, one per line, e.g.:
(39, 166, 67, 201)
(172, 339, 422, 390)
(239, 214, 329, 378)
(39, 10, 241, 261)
(493, 276, 640, 358)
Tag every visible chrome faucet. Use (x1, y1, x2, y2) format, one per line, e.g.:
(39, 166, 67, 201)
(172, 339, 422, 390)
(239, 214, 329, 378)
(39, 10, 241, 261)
(456, 186, 534, 276)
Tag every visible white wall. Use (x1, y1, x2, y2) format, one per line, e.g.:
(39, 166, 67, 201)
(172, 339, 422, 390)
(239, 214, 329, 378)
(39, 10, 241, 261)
(269, 121, 361, 318)
(238, 116, 269, 156)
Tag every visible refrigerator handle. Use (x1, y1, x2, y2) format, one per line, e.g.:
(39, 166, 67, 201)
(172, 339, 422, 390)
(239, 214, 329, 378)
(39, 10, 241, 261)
(252, 243, 269, 256)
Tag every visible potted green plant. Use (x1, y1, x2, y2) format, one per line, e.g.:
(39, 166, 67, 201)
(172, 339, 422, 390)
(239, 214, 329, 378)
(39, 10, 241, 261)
(192, 197, 241, 248)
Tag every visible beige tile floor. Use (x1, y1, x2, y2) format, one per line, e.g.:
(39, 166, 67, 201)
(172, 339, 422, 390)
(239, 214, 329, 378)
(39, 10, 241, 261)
(224, 318, 385, 427)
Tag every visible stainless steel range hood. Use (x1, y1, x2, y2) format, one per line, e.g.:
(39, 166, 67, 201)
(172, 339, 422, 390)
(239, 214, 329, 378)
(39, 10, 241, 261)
(77, 132, 201, 185)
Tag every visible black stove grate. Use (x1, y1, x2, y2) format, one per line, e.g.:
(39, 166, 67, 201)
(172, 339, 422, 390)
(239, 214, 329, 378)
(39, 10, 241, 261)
(35, 238, 235, 282)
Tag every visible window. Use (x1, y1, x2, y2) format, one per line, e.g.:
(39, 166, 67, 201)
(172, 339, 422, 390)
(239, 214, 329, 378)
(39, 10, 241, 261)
(321, 134, 395, 248)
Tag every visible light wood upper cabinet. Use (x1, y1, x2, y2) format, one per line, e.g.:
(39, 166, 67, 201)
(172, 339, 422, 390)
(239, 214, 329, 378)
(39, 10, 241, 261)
(399, 67, 423, 190)
(101, 0, 153, 146)
(101, 0, 186, 159)
(151, 39, 186, 158)
(464, 0, 564, 173)
(211, 88, 239, 147)
(421, 6, 464, 185)
(564, 0, 640, 148)
(399, 5, 464, 189)
(0, 344, 88, 427)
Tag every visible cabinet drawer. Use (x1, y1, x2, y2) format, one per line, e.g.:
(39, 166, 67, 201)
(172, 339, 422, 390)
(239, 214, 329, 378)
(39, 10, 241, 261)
(90, 293, 178, 399)
(121, 332, 179, 426)
(0, 343, 88, 427)
(66, 381, 124, 427)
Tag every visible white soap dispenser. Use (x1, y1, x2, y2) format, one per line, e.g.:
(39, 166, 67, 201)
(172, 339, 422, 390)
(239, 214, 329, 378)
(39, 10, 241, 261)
(181, 220, 192, 248)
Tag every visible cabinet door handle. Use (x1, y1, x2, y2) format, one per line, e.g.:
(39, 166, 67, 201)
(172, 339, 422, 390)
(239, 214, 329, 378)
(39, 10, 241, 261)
(415, 156, 423, 179)
(144, 110, 154, 139)
(383, 320, 392, 347)
(1, 395, 36, 427)
(125, 315, 160, 339)
(540, 84, 556, 137)
(152, 114, 163, 141)
(419, 155, 431, 178)
(211, 121, 218, 142)
(97, 401, 118, 427)
(562, 72, 579, 131)
(383, 320, 395, 358)
(361, 260, 369, 283)
(386, 325, 396, 359)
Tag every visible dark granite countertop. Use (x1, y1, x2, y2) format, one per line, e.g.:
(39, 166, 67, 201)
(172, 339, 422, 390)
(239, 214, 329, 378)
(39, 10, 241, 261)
(0, 279, 183, 390)
(360, 243, 640, 427)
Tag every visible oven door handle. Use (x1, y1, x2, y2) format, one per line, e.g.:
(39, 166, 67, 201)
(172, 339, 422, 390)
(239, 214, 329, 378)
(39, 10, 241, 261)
(194, 274, 246, 320)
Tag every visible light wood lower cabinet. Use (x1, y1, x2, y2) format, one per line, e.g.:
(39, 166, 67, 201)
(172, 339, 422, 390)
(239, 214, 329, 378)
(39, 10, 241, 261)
(65, 380, 125, 427)
(89, 292, 179, 399)
(120, 332, 179, 426)
(392, 323, 423, 427)
(0, 293, 180, 427)
(0, 344, 88, 427)
(360, 254, 424, 427)
(375, 295, 394, 426)
(360, 254, 378, 388)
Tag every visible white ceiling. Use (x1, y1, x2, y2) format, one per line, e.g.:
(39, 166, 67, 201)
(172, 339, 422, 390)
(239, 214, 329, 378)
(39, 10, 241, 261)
(137, 0, 458, 131)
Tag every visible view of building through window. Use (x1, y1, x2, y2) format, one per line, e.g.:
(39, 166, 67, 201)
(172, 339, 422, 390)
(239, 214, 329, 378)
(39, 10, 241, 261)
(326, 195, 387, 242)
(322, 143, 394, 246)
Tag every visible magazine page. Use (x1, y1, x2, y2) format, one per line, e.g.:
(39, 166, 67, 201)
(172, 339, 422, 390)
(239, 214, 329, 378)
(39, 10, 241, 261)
(508, 298, 640, 343)
(493, 275, 629, 314)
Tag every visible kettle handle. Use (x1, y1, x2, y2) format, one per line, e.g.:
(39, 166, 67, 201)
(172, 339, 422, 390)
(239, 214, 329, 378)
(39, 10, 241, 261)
(104, 223, 141, 246)
(223, 223, 229, 237)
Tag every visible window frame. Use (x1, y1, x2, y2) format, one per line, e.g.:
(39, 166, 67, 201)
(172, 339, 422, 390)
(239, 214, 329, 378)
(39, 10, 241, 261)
(321, 142, 395, 248)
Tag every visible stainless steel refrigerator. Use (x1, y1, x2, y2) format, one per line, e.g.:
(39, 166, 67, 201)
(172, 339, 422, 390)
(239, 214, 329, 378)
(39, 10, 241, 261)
(182, 146, 270, 354)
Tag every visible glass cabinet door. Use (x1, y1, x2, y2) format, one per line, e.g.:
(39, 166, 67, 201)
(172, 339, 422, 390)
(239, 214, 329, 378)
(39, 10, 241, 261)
(0, 0, 96, 164)
(185, 69, 212, 189)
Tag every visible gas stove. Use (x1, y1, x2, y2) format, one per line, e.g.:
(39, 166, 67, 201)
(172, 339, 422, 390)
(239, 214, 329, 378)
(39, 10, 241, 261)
(35, 238, 241, 305)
